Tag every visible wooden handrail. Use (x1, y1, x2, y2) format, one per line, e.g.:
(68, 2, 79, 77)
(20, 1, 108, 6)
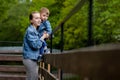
(50, 0, 88, 53)
(41, 43, 120, 80)
(52, 0, 87, 34)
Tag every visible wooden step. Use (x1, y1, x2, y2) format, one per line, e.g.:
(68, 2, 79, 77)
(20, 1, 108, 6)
(0, 65, 25, 72)
(0, 73, 26, 80)
(0, 54, 22, 61)
(0, 49, 26, 80)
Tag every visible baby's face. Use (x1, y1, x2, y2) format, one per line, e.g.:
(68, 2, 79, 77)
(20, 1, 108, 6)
(40, 12, 49, 22)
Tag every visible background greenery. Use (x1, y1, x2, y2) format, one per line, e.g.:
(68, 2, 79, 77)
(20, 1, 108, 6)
(0, 0, 120, 50)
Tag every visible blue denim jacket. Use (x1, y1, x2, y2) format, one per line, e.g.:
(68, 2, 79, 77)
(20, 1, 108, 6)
(38, 20, 52, 36)
(23, 25, 43, 60)
(38, 20, 52, 54)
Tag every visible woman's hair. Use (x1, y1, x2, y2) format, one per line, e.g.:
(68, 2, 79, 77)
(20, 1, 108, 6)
(29, 11, 40, 24)
(29, 11, 39, 20)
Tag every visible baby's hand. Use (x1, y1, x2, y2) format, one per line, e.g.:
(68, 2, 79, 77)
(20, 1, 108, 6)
(46, 33, 49, 38)
(41, 32, 47, 39)
(43, 31, 49, 38)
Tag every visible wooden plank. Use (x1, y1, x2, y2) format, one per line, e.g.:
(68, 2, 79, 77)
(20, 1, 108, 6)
(0, 54, 22, 61)
(0, 48, 25, 80)
(0, 73, 26, 80)
(0, 65, 25, 72)
(0, 77, 25, 80)
(40, 67, 58, 80)
(0, 50, 22, 54)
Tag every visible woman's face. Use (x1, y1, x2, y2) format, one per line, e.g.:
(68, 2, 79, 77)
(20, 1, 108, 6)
(30, 13, 41, 27)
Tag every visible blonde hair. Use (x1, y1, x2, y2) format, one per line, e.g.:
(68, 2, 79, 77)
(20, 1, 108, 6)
(40, 7, 50, 15)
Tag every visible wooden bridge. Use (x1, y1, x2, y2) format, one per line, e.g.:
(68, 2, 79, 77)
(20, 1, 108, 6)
(0, 43, 120, 80)
(0, 0, 120, 80)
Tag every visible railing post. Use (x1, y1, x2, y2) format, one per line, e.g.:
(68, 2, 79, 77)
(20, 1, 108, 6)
(50, 33, 53, 53)
(40, 62, 45, 80)
(88, 0, 93, 46)
(42, 62, 45, 80)
(47, 64, 51, 73)
(61, 23, 64, 52)
(39, 62, 42, 80)
(58, 68, 63, 80)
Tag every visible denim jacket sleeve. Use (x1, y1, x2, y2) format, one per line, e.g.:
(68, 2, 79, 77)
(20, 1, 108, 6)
(44, 20, 52, 35)
(26, 26, 43, 49)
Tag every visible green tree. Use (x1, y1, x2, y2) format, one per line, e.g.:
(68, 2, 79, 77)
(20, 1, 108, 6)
(0, 0, 17, 22)
(0, 0, 119, 48)
(93, 0, 120, 44)
(0, 1, 29, 46)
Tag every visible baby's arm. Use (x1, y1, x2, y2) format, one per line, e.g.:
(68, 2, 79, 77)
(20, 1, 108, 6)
(44, 20, 52, 36)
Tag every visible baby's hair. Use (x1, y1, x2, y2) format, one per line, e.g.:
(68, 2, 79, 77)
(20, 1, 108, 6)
(40, 7, 50, 15)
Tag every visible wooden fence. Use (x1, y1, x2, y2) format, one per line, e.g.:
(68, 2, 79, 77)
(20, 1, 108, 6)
(40, 43, 120, 80)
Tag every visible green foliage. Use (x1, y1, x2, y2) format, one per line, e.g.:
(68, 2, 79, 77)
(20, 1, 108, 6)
(93, 0, 120, 44)
(29, 0, 55, 12)
(0, 0, 17, 22)
(53, 0, 88, 50)
(0, 0, 119, 49)
(0, 1, 29, 42)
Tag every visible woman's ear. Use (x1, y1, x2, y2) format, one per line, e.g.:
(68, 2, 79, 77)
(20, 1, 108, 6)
(30, 20, 33, 24)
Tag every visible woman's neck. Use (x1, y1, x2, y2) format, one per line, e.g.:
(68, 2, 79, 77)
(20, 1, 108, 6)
(32, 24, 37, 29)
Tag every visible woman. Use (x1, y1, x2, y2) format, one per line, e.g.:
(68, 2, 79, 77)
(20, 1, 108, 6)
(22, 11, 48, 80)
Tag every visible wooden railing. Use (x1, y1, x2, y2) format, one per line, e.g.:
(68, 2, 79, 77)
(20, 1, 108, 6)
(40, 43, 120, 80)
(0, 43, 119, 80)
(50, 0, 87, 52)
